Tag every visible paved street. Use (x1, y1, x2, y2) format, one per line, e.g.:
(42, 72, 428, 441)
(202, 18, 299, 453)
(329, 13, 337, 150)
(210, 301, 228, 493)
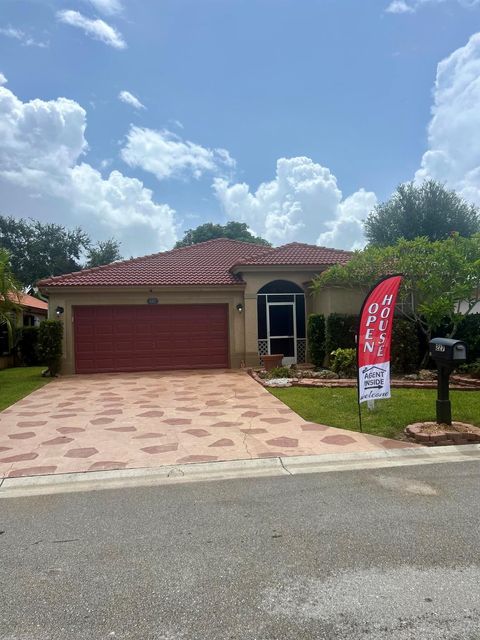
(1, 460, 480, 639)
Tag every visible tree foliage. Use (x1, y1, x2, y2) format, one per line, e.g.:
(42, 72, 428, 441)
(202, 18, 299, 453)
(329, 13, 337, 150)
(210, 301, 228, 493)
(313, 234, 480, 344)
(86, 238, 122, 268)
(0, 216, 89, 287)
(175, 221, 271, 248)
(0, 216, 122, 287)
(0, 248, 22, 352)
(365, 180, 480, 246)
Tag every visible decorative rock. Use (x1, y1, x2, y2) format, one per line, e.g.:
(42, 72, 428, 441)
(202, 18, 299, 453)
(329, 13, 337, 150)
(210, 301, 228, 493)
(264, 378, 292, 387)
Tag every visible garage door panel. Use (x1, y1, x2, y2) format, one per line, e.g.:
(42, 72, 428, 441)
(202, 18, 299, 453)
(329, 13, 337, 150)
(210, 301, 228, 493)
(74, 304, 229, 373)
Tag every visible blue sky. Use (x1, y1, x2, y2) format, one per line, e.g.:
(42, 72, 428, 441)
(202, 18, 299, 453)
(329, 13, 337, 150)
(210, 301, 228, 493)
(1, 0, 480, 256)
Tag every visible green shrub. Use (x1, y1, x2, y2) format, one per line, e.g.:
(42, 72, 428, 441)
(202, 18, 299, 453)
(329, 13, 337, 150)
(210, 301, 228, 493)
(267, 366, 293, 379)
(37, 320, 63, 376)
(330, 348, 357, 378)
(391, 319, 421, 374)
(307, 314, 326, 367)
(432, 314, 480, 364)
(458, 360, 480, 378)
(325, 314, 357, 355)
(325, 313, 421, 374)
(18, 326, 40, 365)
(456, 315, 480, 363)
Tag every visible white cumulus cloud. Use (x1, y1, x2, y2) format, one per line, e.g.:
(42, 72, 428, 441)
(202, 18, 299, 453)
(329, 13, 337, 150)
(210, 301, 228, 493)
(386, 1, 415, 12)
(317, 189, 378, 250)
(118, 90, 145, 110)
(415, 32, 480, 206)
(213, 157, 376, 249)
(386, 0, 480, 13)
(122, 126, 236, 181)
(0, 25, 48, 47)
(0, 72, 7, 85)
(86, 0, 123, 15)
(56, 10, 126, 49)
(0, 84, 177, 256)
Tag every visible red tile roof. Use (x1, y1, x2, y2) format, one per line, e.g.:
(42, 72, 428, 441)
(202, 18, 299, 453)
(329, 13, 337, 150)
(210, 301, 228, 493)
(4, 293, 49, 312)
(20, 293, 48, 312)
(233, 242, 352, 267)
(37, 238, 352, 289)
(38, 239, 271, 288)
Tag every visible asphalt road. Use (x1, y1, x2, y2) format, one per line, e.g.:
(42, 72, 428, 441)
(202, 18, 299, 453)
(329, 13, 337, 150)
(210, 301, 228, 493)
(1, 461, 480, 640)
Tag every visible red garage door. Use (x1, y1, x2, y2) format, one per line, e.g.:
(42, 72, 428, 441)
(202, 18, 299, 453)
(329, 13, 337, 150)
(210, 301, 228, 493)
(74, 304, 229, 374)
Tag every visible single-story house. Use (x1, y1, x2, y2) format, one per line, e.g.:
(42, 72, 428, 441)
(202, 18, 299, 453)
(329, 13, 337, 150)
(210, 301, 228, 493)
(18, 293, 49, 327)
(38, 239, 362, 375)
(0, 293, 49, 368)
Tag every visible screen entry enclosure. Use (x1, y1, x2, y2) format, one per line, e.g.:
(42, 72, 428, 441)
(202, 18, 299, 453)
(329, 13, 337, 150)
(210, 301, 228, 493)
(257, 280, 306, 366)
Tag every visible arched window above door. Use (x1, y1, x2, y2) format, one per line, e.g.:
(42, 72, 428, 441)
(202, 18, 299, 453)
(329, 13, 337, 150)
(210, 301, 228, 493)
(258, 280, 304, 294)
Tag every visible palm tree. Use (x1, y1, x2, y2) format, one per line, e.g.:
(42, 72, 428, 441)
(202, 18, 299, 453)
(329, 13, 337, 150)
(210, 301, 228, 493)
(0, 248, 22, 353)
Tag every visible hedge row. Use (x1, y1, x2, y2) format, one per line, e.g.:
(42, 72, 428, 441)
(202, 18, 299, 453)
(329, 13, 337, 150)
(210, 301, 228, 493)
(17, 321, 64, 374)
(18, 326, 41, 365)
(308, 312, 480, 372)
(307, 314, 326, 367)
(306, 313, 407, 373)
(325, 314, 357, 354)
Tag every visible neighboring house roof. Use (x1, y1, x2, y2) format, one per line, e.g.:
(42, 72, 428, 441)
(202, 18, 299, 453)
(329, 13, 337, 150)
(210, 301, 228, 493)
(18, 293, 49, 313)
(2, 293, 49, 312)
(37, 238, 352, 289)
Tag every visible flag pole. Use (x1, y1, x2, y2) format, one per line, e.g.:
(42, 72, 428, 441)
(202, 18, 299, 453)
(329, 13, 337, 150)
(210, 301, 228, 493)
(357, 397, 363, 433)
(355, 332, 363, 433)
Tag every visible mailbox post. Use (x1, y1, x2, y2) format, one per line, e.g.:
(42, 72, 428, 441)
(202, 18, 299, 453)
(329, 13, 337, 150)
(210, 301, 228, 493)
(429, 338, 467, 425)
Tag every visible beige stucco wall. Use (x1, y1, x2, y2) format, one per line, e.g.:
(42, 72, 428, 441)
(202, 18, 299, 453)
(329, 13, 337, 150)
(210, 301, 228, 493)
(312, 286, 365, 317)
(46, 286, 246, 375)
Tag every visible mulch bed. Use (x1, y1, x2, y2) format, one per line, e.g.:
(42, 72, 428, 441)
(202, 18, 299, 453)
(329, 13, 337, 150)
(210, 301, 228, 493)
(249, 370, 480, 391)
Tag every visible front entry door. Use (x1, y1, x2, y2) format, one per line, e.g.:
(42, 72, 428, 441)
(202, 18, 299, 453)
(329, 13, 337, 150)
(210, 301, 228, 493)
(267, 302, 296, 365)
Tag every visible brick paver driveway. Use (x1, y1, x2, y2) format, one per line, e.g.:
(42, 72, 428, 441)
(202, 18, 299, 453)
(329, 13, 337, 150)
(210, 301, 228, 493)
(0, 370, 416, 478)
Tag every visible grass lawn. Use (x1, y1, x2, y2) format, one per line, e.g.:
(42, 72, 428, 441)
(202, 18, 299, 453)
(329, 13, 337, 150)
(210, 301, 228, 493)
(269, 387, 480, 439)
(0, 367, 51, 412)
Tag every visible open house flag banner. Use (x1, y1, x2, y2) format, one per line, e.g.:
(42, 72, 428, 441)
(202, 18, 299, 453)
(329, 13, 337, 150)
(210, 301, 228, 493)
(357, 274, 403, 404)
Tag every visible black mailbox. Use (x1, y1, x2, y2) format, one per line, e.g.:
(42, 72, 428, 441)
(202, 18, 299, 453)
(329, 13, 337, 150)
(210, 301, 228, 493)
(429, 338, 467, 365)
(428, 338, 468, 425)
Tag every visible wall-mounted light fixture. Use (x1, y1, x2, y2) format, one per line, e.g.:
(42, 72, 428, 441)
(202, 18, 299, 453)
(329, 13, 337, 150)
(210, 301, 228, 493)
(236, 303, 244, 313)
(55, 306, 64, 318)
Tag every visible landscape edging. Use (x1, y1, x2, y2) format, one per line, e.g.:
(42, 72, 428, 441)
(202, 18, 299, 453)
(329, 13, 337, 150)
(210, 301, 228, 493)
(248, 369, 480, 391)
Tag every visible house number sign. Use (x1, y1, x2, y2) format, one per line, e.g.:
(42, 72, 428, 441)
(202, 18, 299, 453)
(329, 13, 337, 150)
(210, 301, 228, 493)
(147, 297, 159, 304)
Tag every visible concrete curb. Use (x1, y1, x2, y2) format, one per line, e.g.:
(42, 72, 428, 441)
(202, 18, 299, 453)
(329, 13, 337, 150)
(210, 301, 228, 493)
(1, 444, 480, 499)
